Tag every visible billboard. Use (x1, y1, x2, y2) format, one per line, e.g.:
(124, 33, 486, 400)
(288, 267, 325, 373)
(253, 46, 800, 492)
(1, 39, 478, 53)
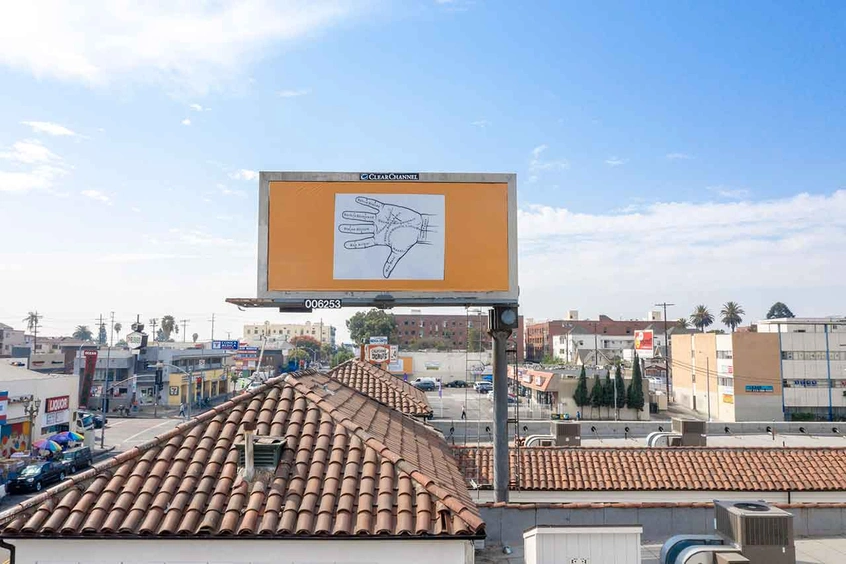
(254, 172, 517, 308)
(633, 330, 654, 358)
(365, 344, 398, 364)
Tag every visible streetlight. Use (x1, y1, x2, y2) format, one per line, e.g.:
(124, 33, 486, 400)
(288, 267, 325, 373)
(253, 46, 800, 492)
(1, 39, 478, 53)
(21, 397, 41, 455)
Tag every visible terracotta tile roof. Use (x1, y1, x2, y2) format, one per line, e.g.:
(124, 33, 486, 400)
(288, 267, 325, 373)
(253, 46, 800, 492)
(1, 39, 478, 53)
(0, 371, 483, 539)
(454, 446, 846, 492)
(328, 360, 432, 418)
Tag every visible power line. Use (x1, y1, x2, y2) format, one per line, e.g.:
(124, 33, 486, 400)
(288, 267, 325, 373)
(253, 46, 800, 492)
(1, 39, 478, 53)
(655, 302, 675, 398)
(209, 313, 216, 342)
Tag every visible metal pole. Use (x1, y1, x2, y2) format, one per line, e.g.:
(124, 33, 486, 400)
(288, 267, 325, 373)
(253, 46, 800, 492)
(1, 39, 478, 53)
(706, 356, 712, 422)
(655, 302, 674, 399)
(100, 339, 111, 449)
(490, 308, 511, 503)
(187, 369, 193, 419)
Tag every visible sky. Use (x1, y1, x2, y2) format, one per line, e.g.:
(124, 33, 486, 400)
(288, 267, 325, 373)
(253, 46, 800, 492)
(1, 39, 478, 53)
(1, 1, 846, 343)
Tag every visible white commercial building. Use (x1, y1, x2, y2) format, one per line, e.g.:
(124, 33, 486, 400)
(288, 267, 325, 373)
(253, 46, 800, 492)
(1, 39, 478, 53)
(0, 360, 80, 455)
(0, 323, 25, 356)
(757, 317, 846, 420)
(243, 320, 336, 346)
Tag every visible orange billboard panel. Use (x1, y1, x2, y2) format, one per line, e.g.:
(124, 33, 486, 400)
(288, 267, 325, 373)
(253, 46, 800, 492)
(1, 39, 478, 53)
(258, 172, 517, 307)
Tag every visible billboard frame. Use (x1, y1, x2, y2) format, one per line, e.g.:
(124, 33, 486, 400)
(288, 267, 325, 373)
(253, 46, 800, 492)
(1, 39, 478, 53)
(250, 171, 518, 309)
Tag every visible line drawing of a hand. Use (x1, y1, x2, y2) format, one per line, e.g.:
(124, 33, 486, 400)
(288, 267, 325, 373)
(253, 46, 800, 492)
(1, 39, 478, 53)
(339, 196, 434, 278)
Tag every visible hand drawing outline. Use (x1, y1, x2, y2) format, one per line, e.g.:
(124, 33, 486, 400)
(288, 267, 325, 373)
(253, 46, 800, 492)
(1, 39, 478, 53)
(339, 196, 434, 278)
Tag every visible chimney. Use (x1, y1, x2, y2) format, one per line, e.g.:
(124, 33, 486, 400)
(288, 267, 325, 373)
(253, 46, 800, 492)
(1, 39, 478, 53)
(243, 421, 256, 481)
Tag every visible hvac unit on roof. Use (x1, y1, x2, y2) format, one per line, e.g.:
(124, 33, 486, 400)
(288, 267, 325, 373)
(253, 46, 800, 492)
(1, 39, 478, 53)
(551, 421, 581, 446)
(713, 500, 796, 564)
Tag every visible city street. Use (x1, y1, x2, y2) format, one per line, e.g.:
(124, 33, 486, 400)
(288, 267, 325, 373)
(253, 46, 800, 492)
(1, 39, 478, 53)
(100, 416, 183, 452)
(425, 388, 553, 421)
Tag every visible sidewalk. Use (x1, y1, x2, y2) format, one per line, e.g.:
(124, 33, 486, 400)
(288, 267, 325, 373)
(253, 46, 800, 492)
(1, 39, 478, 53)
(105, 393, 235, 420)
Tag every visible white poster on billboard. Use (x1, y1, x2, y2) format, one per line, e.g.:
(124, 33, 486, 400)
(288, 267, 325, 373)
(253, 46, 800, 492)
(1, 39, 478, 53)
(333, 194, 445, 280)
(634, 330, 655, 359)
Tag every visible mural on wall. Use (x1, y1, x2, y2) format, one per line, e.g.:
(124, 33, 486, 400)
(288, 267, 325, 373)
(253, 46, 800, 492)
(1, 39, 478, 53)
(0, 423, 29, 457)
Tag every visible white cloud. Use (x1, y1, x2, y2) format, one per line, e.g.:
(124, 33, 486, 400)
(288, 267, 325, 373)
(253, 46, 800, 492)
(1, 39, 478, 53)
(0, 2, 360, 93)
(605, 156, 627, 167)
(81, 189, 112, 204)
(189, 103, 207, 112)
(181, 118, 191, 126)
(229, 169, 259, 181)
(278, 88, 311, 98)
(131, 207, 141, 213)
(0, 140, 59, 164)
(666, 152, 692, 160)
(471, 119, 491, 128)
(517, 191, 846, 322)
(0, 139, 67, 193)
(168, 228, 246, 249)
(21, 121, 78, 137)
(708, 185, 750, 200)
(528, 144, 569, 182)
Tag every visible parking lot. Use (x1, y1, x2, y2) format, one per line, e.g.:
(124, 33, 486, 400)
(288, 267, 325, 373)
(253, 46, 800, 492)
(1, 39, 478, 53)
(425, 387, 552, 421)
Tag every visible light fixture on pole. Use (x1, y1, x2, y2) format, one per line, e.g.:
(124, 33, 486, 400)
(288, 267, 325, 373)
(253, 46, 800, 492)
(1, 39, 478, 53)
(21, 396, 41, 454)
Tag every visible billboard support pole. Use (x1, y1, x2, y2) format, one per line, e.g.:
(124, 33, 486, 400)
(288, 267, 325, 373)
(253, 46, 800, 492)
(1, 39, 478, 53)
(490, 307, 512, 503)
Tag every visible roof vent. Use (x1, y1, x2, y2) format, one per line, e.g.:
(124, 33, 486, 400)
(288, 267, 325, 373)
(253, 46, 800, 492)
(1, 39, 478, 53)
(236, 437, 285, 469)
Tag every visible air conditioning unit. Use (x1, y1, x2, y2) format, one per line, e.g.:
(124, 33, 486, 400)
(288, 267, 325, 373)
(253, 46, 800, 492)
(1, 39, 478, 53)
(551, 422, 581, 446)
(672, 418, 707, 446)
(714, 500, 796, 564)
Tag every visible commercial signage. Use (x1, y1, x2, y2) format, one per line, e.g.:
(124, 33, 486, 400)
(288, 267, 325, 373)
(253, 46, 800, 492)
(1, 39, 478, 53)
(250, 172, 518, 308)
(791, 380, 818, 388)
(387, 360, 403, 372)
(369, 336, 389, 345)
(365, 344, 398, 363)
(722, 394, 734, 404)
(633, 330, 654, 359)
(425, 361, 441, 370)
(746, 385, 774, 393)
(169, 386, 179, 396)
(0, 391, 7, 424)
(46, 395, 70, 413)
(125, 331, 147, 350)
(44, 410, 70, 427)
(212, 340, 240, 350)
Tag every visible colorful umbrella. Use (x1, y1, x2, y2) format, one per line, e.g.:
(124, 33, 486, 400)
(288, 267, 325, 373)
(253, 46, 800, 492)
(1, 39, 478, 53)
(49, 431, 84, 443)
(32, 439, 62, 452)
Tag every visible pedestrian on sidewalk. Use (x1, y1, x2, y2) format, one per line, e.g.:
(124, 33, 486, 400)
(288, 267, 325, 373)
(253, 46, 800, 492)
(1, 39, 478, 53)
(178, 402, 186, 418)
(460, 404, 467, 420)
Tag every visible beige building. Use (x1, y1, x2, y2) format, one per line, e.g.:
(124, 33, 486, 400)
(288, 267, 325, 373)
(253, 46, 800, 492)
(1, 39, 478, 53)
(671, 332, 783, 421)
(242, 320, 336, 346)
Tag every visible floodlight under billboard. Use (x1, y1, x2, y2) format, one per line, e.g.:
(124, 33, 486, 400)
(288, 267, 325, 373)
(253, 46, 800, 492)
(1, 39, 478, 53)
(231, 172, 517, 310)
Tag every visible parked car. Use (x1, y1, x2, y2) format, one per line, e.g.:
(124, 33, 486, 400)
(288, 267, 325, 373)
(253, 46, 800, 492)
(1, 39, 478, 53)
(474, 381, 493, 394)
(79, 411, 107, 429)
(413, 379, 437, 392)
(485, 391, 519, 404)
(61, 446, 93, 473)
(445, 380, 467, 388)
(92, 414, 107, 428)
(7, 461, 66, 493)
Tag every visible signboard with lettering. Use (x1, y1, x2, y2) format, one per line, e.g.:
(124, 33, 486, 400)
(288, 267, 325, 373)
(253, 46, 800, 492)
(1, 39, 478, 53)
(633, 330, 654, 359)
(365, 344, 398, 363)
(125, 331, 147, 350)
(369, 336, 389, 345)
(46, 395, 70, 413)
(745, 385, 774, 393)
(212, 340, 240, 350)
(0, 391, 7, 424)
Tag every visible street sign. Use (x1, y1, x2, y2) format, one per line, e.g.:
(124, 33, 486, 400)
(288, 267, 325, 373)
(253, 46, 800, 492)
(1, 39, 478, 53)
(212, 340, 240, 350)
(125, 331, 147, 350)
(369, 336, 388, 345)
(198, 359, 206, 367)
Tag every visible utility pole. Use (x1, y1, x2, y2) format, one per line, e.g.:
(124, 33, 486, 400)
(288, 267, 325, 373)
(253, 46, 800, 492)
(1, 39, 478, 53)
(655, 302, 675, 399)
(149, 318, 159, 342)
(209, 313, 216, 343)
(180, 319, 190, 342)
(706, 356, 712, 422)
(100, 312, 114, 449)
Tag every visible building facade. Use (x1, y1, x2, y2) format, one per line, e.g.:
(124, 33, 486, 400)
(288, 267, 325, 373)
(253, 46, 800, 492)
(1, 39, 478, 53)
(0, 324, 25, 357)
(393, 312, 524, 360)
(243, 321, 336, 346)
(757, 317, 846, 420)
(671, 332, 783, 422)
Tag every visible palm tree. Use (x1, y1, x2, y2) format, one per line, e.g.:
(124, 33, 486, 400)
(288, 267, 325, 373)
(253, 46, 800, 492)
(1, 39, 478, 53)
(72, 325, 93, 341)
(160, 315, 178, 341)
(113, 322, 122, 343)
(676, 318, 689, 329)
(192, 332, 199, 343)
(23, 311, 41, 352)
(720, 302, 745, 332)
(689, 305, 714, 332)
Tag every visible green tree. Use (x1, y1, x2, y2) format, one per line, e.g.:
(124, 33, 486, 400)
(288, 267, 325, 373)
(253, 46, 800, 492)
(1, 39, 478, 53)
(467, 326, 487, 352)
(192, 332, 199, 343)
(627, 354, 645, 418)
(72, 325, 93, 341)
(160, 315, 179, 341)
(346, 309, 397, 345)
(288, 349, 309, 362)
(573, 365, 590, 412)
(408, 337, 449, 351)
(332, 349, 355, 367)
(97, 324, 107, 345)
(290, 335, 321, 361)
(720, 301, 745, 332)
(113, 322, 122, 344)
(23, 311, 41, 352)
(614, 364, 626, 413)
(320, 343, 335, 362)
(689, 305, 714, 332)
(602, 372, 614, 419)
(589, 374, 603, 419)
(766, 302, 795, 319)
(676, 318, 690, 329)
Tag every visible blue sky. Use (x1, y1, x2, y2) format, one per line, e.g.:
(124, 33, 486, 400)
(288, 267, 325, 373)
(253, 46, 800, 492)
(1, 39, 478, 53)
(1, 1, 845, 341)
